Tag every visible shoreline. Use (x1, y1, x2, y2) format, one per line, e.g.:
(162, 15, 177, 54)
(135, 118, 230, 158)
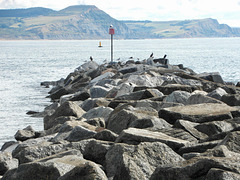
(1, 57, 240, 179)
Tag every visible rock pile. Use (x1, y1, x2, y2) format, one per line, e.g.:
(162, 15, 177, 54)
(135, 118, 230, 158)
(1, 57, 240, 180)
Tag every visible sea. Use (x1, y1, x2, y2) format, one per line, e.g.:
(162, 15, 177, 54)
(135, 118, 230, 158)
(0, 38, 240, 148)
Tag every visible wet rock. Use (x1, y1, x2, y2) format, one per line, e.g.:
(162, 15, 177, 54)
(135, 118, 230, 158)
(221, 94, 240, 106)
(207, 87, 227, 100)
(44, 101, 85, 130)
(14, 125, 37, 141)
(0, 152, 18, 175)
(116, 128, 190, 151)
(105, 142, 184, 180)
(164, 90, 191, 104)
(159, 103, 237, 124)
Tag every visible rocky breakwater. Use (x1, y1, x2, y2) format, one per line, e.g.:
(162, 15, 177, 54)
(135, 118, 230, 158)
(1, 56, 240, 180)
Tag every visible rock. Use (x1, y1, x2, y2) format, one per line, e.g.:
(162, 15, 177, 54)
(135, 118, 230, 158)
(115, 82, 135, 97)
(114, 89, 163, 101)
(66, 125, 97, 142)
(51, 120, 97, 142)
(134, 84, 200, 95)
(159, 127, 198, 143)
(172, 76, 202, 86)
(186, 93, 223, 105)
(48, 87, 69, 100)
(159, 103, 237, 124)
(164, 90, 191, 104)
(129, 116, 172, 131)
(80, 98, 110, 112)
(14, 125, 37, 141)
(126, 74, 164, 87)
(150, 156, 240, 180)
(85, 117, 106, 128)
(205, 168, 240, 180)
(116, 128, 190, 151)
(0, 152, 18, 175)
(81, 106, 113, 122)
(90, 71, 115, 84)
(90, 85, 113, 98)
(0, 141, 18, 152)
(105, 142, 184, 180)
(217, 131, 240, 153)
(107, 105, 158, 134)
(221, 94, 240, 106)
(118, 66, 138, 74)
(174, 119, 208, 140)
(196, 72, 225, 84)
(81, 139, 113, 166)
(207, 87, 227, 100)
(94, 129, 118, 142)
(69, 91, 90, 102)
(44, 101, 85, 130)
(78, 60, 99, 71)
(236, 82, 240, 87)
(58, 160, 108, 180)
(178, 140, 221, 155)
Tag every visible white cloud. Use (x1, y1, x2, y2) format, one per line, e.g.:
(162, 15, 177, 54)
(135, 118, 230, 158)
(0, 0, 240, 27)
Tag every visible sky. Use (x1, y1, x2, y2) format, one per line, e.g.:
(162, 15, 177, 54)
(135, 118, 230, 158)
(0, 0, 240, 27)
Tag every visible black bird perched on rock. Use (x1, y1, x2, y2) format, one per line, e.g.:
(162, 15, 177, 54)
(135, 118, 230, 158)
(150, 53, 154, 58)
(90, 56, 93, 61)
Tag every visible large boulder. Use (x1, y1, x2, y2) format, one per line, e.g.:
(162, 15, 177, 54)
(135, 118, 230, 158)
(90, 85, 113, 98)
(107, 105, 158, 134)
(196, 72, 225, 84)
(159, 103, 238, 124)
(80, 98, 110, 112)
(126, 74, 164, 87)
(66, 125, 97, 142)
(186, 93, 223, 105)
(217, 131, 240, 153)
(44, 101, 85, 130)
(105, 142, 184, 180)
(116, 128, 190, 151)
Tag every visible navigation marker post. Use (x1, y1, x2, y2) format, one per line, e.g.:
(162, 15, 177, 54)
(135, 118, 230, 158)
(109, 25, 115, 63)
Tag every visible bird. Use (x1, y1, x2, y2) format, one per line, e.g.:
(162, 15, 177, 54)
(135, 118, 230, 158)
(150, 53, 154, 58)
(90, 56, 93, 61)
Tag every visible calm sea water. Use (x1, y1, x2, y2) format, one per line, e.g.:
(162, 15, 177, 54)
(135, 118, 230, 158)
(0, 38, 240, 148)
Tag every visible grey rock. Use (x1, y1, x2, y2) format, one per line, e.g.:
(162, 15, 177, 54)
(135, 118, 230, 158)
(44, 101, 85, 130)
(0, 152, 18, 175)
(105, 142, 184, 180)
(186, 93, 223, 105)
(90, 71, 115, 84)
(115, 82, 135, 97)
(58, 160, 108, 180)
(82, 106, 113, 122)
(14, 125, 36, 141)
(126, 74, 164, 87)
(116, 128, 190, 151)
(207, 87, 227, 100)
(196, 72, 225, 84)
(205, 168, 240, 180)
(94, 129, 118, 142)
(174, 119, 208, 140)
(221, 94, 240, 106)
(48, 87, 69, 100)
(107, 105, 158, 134)
(150, 156, 240, 180)
(164, 90, 191, 104)
(118, 66, 138, 74)
(80, 97, 110, 112)
(217, 131, 240, 153)
(90, 85, 113, 98)
(85, 117, 106, 128)
(66, 125, 97, 142)
(159, 103, 237, 124)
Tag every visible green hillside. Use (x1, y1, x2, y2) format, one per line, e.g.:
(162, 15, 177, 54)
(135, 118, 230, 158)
(0, 5, 239, 39)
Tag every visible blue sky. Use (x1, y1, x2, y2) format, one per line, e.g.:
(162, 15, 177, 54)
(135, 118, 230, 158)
(1, 0, 240, 27)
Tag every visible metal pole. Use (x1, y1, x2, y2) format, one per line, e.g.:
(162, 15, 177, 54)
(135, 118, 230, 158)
(111, 34, 113, 63)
